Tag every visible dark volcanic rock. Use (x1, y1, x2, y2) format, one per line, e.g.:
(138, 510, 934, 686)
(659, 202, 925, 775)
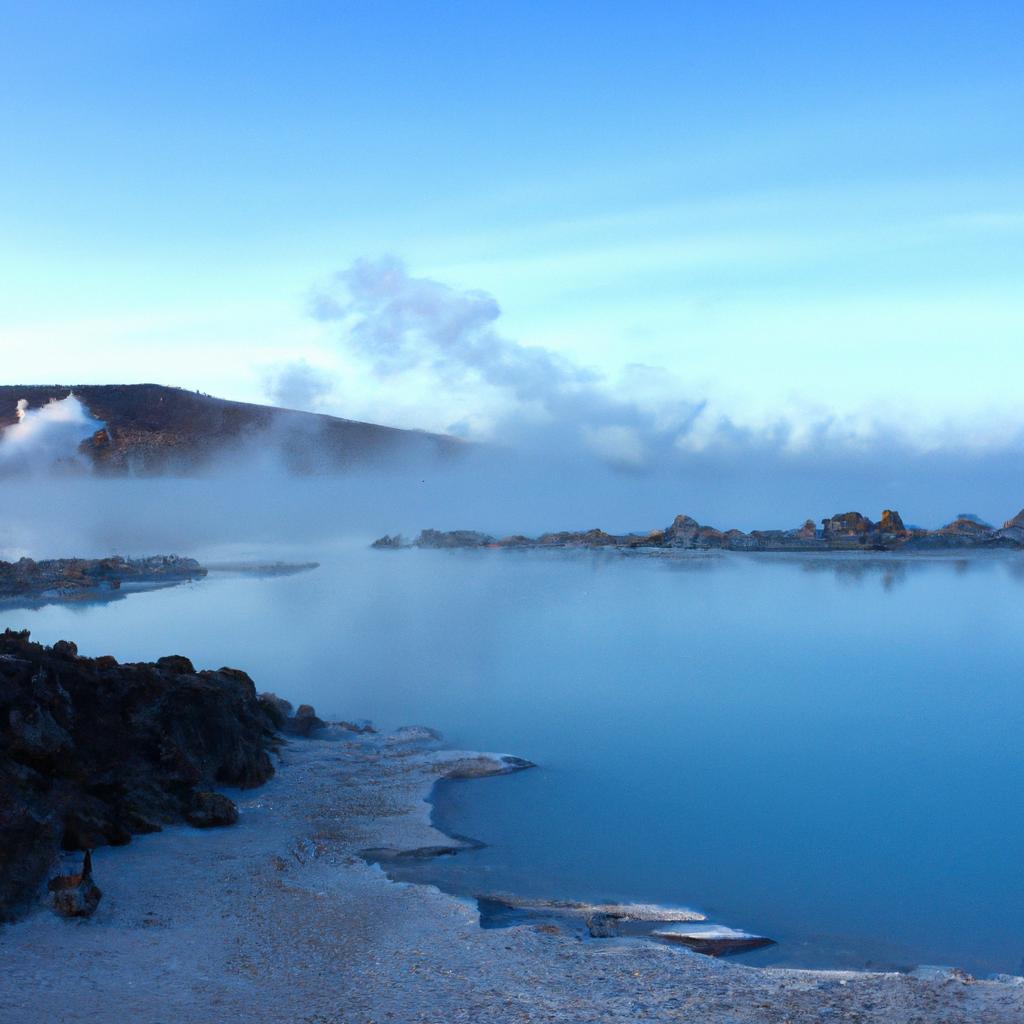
(663, 514, 726, 549)
(185, 791, 240, 828)
(999, 508, 1024, 545)
(48, 850, 102, 918)
(281, 703, 327, 737)
(905, 516, 998, 549)
(258, 692, 294, 729)
(383, 505, 1024, 554)
(821, 511, 874, 540)
(879, 509, 906, 533)
(415, 529, 495, 549)
(371, 534, 406, 549)
(0, 629, 277, 922)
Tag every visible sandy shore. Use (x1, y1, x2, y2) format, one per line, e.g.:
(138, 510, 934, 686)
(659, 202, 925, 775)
(2, 732, 1022, 1024)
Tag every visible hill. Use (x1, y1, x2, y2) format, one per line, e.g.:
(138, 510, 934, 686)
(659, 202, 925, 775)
(0, 384, 462, 475)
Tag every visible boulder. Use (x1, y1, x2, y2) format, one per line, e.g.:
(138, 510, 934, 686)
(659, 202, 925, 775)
(938, 517, 994, 537)
(258, 691, 294, 728)
(282, 704, 327, 737)
(48, 850, 102, 919)
(821, 512, 874, 539)
(879, 509, 907, 533)
(999, 508, 1024, 545)
(663, 515, 726, 549)
(156, 655, 196, 674)
(51, 640, 78, 659)
(185, 791, 239, 828)
(797, 519, 818, 540)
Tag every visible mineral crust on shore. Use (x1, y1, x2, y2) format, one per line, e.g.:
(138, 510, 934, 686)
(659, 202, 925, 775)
(2, 728, 1022, 1023)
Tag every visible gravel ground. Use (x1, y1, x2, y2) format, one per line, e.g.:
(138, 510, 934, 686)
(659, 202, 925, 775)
(1, 733, 1021, 1024)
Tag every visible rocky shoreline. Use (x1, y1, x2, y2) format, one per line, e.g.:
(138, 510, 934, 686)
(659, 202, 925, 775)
(3, 635, 1023, 1021)
(2, 726, 1022, 1022)
(0, 554, 205, 604)
(374, 506, 1024, 553)
(0, 629, 277, 921)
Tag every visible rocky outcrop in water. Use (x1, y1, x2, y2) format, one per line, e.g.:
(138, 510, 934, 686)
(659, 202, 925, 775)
(1002, 509, 1024, 544)
(0, 629, 278, 922)
(376, 505, 1024, 554)
(416, 529, 496, 549)
(0, 555, 205, 603)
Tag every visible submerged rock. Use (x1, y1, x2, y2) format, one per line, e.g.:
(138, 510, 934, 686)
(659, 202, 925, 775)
(441, 754, 536, 779)
(651, 924, 775, 957)
(478, 894, 707, 938)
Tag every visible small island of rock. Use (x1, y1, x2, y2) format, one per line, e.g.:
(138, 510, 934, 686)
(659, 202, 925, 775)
(374, 506, 1024, 554)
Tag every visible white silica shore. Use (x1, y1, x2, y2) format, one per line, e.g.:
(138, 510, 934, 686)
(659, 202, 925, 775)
(0, 730, 1022, 1024)
(654, 926, 762, 940)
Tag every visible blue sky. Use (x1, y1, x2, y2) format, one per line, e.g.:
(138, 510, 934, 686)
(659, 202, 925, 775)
(2, 1, 1022, 448)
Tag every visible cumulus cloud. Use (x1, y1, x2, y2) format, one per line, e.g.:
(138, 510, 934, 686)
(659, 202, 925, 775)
(307, 256, 1024, 483)
(0, 395, 100, 476)
(262, 359, 335, 411)
(310, 256, 704, 467)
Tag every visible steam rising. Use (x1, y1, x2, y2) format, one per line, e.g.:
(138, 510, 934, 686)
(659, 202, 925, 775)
(2, 263, 1021, 560)
(0, 395, 99, 476)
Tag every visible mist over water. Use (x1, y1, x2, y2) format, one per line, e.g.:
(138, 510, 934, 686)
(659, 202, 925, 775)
(3, 402, 1024, 976)
(1, 438, 1023, 561)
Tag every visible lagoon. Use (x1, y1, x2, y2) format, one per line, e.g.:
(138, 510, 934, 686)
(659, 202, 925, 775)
(8, 546, 1024, 975)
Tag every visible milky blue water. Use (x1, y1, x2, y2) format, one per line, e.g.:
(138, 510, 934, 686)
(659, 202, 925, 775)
(8, 547, 1024, 975)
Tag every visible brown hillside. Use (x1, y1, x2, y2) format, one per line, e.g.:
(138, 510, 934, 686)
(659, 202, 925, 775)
(0, 384, 462, 475)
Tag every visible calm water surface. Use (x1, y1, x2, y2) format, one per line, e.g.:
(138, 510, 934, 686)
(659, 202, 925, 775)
(8, 547, 1024, 975)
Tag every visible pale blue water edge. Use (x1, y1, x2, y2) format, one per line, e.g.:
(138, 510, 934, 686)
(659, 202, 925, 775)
(8, 547, 1024, 975)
